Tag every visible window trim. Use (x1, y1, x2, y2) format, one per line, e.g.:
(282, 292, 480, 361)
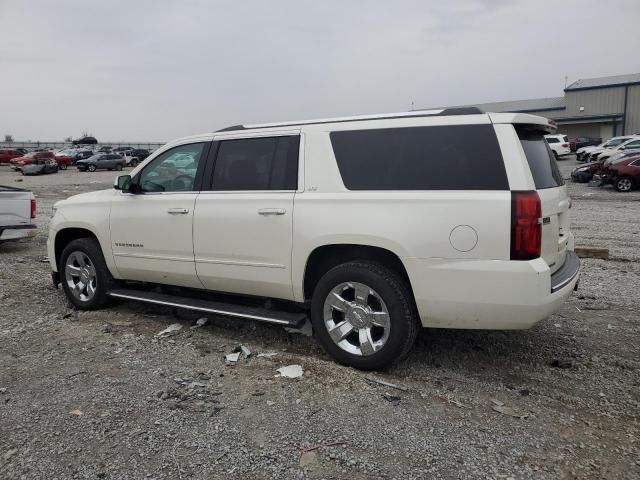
(202, 132, 303, 193)
(131, 140, 211, 195)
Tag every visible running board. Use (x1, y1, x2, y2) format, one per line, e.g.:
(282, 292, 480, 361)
(108, 288, 307, 327)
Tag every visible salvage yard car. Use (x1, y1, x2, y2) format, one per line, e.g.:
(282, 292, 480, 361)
(76, 153, 125, 172)
(21, 158, 59, 176)
(48, 108, 580, 369)
(576, 136, 634, 162)
(544, 134, 570, 159)
(9, 150, 54, 170)
(598, 154, 640, 192)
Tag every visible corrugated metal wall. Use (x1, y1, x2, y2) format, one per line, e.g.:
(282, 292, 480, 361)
(625, 85, 640, 134)
(564, 87, 626, 117)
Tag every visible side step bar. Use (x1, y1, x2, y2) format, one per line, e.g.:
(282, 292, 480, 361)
(108, 288, 307, 327)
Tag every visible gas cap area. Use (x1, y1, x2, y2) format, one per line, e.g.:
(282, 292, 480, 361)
(449, 225, 478, 252)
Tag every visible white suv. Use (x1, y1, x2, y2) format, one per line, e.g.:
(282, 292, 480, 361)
(544, 134, 570, 158)
(48, 108, 580, 370)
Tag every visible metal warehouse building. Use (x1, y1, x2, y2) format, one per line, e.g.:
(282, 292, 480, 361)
(446, 73, 640, 140)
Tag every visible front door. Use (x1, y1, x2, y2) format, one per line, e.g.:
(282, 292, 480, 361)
(193, 134, 300, 300)
(109, 141, 208, 288)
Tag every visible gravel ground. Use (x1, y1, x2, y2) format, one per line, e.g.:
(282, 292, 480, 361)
(1, 160, 639, 479)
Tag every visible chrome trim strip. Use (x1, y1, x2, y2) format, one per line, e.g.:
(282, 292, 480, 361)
(194, 258, 285, 268)
(113, 252, 194, 262)
(107, 292, 292, 325)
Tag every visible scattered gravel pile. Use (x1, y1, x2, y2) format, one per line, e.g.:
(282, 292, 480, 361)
(1, 164, 638, 479)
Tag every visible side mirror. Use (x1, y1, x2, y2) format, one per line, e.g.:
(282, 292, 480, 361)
(114, 175, 133, 192)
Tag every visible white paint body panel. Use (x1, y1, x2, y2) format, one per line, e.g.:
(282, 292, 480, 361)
(48, 111, 578, 330)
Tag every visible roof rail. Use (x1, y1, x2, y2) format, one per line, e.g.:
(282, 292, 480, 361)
(215, 107, 485, 132)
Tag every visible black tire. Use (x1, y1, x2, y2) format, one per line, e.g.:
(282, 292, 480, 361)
(87, 164, 97, 172)
(59, 163, 68, 170)
(115, 164, 123, 171)
(60, 238, 116, 310)
(615, 176, 634, 192)
(130, 159, 139, 167)
(311, 261, 419, 370)
(553, 151, 559, 160)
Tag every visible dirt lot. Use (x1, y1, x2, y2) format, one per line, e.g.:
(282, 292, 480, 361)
(1, 160, 639, 479)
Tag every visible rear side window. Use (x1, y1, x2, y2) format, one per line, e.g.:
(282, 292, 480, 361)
(563, 136, 569, 142)
(518, 129, 564, 189)
(330, 125, 508, 190)
(212, 136, 299, 191)
(545, 137, 559, 143)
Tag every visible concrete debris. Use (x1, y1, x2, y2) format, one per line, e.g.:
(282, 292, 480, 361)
(225, 352, 241, 364)
(275, 364, 304, 378)
(0, 388, 7, 394)
(382, 392, 401, 403)
(190, 317, 209, 329)
(365, 377, 408, 391)
(257, 352, 278, 358)
(490, 398, 505, 407)
(492, 404, 528, 419)
(240, 345, 251, 357)
(69, 409, 83, 416)
(155, 323, 183, 337)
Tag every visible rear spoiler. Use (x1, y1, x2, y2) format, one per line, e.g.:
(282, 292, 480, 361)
(488, 112, 557, 133)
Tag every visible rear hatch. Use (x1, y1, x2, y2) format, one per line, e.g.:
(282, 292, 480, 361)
(517, 128, 570, 273)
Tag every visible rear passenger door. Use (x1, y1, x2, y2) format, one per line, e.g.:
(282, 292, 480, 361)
(193, 132, 300, 300)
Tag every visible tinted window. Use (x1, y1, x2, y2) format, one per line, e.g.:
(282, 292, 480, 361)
(624, 140, 640, 149)
(605, 138, 629, 147)
(212, 136, 299, 191)
(330, 125, 508, 190)
(545, 137, 559, 143)
(518, 128, 564, 189)
(139, 142, 205, 192)
(563, 136, 569, 142)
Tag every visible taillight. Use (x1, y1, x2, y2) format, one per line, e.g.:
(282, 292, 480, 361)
(511, 191, 541, 260)
(562, 144, 569, 148)
(30, 198, 36, 219)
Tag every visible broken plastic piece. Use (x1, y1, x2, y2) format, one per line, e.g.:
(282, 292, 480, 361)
(155, 323, 183, 337)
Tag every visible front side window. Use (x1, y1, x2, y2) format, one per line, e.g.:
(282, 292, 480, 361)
(605, 138, 629, 147)
(623, 140, 640, 149)
(138, 142, 205, 193)
(211, 136, 299, 191)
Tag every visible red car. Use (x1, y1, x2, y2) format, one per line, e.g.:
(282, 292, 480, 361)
(9, 151, 54, 171)
(599, 155, 640, 192)
(0, 149, 24, 164)
(53, 154, 74, 170)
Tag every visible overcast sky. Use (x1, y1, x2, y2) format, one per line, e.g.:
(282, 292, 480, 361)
(1, 0, 639, 142)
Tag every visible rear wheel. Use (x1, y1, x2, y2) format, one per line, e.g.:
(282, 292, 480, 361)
(87, 164, 97, 172)
(59, 163, 68, 170)
(553, 151, 559, 160)
(60, 238, 115, 310)
(615, 176, 634, 192)
(130, 159, 139, 167)
(115, 164, 123, 171)
(311, 261, 419, 370)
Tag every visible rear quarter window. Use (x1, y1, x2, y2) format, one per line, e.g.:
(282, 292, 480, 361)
(518, 128, 564, 189)
(330, 124, 508, 190)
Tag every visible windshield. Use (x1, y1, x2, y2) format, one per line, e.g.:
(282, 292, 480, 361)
(604, 138, 630, 147)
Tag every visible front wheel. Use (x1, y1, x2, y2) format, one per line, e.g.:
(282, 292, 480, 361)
(60, 238, 116, 310)
(59, 163, 68, 170)
(130, 159, 139, 167)
(87, 164, 97, 172)
(311, 261, 419, 370)
(615, 176, 634, 192)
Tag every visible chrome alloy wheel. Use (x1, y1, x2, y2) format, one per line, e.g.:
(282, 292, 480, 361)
(65, 251, 97, 302)
(617, 178, 632, 192)
(323, 282, 390, 356)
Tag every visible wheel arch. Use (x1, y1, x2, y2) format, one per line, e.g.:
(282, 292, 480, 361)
(302, 244, 415, 303)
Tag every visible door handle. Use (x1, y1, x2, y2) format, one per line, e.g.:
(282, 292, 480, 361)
(258, 208, 286, 216)
(167, 208, 189, 215)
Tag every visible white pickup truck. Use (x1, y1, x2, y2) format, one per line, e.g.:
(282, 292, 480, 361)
(0, 185, 37, 242)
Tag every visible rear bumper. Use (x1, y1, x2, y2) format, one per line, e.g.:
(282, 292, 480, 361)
(0, 224, 37, 241)
(404, 254, 580, 330)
